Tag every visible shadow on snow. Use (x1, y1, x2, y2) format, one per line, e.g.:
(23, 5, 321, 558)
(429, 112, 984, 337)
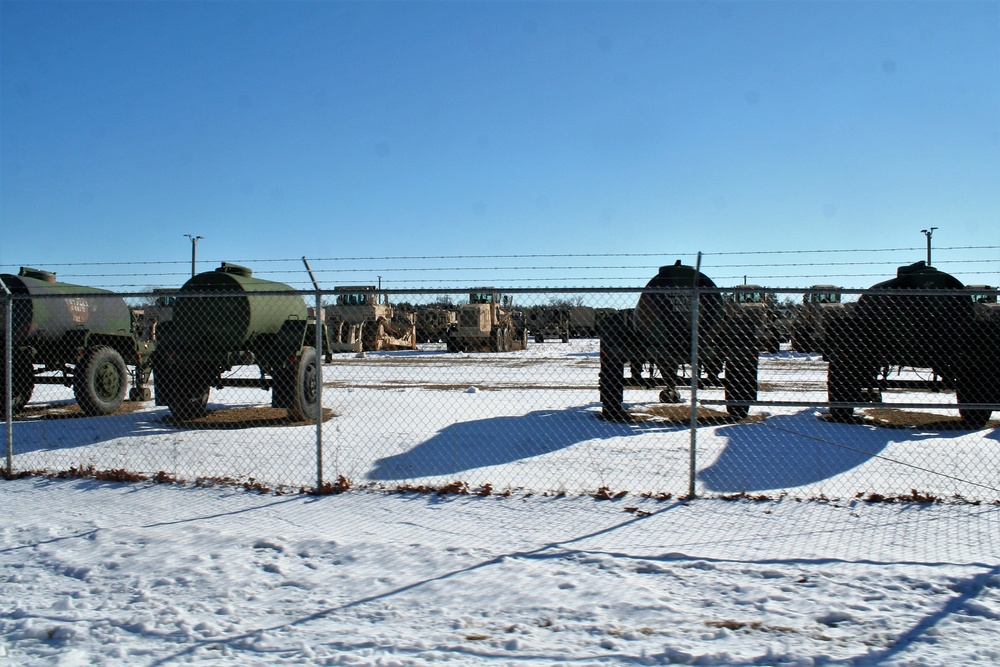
(367, 404, 683, 481)
(697, 410, 942, 493)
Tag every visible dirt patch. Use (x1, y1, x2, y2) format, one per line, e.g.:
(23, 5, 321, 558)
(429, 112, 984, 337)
(819, 408, 998, 431)
(611, 404, 767, 425)
(161, 406, 337, 429)
(13, 401, 148, 421)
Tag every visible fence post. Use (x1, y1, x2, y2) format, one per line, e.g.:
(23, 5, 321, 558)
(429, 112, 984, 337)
(2, 278, 13, 478)
(687, 252, 702, 499)
(315, 289, 324, 491)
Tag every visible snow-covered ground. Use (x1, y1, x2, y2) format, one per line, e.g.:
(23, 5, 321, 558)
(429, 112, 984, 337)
(2, 479, 998, 666)
(3, 340, 999, 665)
(9, 340, 998, 501)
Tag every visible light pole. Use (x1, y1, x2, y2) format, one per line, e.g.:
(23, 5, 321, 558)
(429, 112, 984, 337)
(184, 234, 204, 277)
(920, 227, 937, 266)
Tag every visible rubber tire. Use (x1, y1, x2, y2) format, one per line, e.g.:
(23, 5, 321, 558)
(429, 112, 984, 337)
(287, 347, 320, 422)
(164, 365, 211, 420)
(827, 358, 865, 422)
(724, 347, 758, 419)
(600, 346, 628, 422)
(74, 346, 128, 416)
(1, 356, 35, 414)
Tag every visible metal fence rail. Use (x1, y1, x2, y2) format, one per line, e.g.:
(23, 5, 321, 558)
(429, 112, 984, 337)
(2, 278, 998, 502)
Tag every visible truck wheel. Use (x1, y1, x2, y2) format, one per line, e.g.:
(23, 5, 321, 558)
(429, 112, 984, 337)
(723, 349, 757, 419)
(74, 346, 128, 416)
(287, 347, 320, 422)
(1, 356, 35, 414)
(828, 358, 873, 422)
(600, 347, 629, 421)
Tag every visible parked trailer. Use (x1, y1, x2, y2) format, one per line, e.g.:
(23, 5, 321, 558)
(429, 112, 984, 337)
(0, 267, 154, 416)
(152, 263, 326, 421)
(599, 261, 759, 421)
(826, 261, 999, 427)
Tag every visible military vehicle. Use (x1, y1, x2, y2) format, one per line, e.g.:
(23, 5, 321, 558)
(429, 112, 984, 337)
(527, 306, 570, 343)
(790, 285, 847, 355)
(443, 288, 529, 352)
(599, 261, 759, 421)
(324, 286, 417, 353)
(727, 284, 785, 353)
(826, 262, 999, 427)
(413, 305, 458, 343)
(152, 263, 326, 421)
(0, 267, 154, 415)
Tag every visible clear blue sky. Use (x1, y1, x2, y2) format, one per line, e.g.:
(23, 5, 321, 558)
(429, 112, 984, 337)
(2, 1, 998, 291)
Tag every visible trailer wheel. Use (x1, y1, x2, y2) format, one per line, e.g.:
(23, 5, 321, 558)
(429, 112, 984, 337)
(827, 358, 869, 422)
(74, 346, 128, 416)
(723, 352, 755, 420)
(1, 356, 35, 414)
(286, 346, 320, 422)
(164, 366, 211, 420)
(956, 381, 992, 429)
(600, 346, 629, 422)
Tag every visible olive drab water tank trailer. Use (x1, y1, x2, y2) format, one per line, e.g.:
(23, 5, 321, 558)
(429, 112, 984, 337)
(152, 263, 325, 421)
(0, 267, 154, 416)
(825, 261, 999, 428)
(599, 261, 759, 421)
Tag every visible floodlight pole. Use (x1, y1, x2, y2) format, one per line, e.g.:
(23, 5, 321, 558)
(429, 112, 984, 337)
(920, 227, 937, 266)
(184, 234, 204, 277)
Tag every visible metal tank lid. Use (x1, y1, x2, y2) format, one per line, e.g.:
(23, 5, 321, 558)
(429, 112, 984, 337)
(19, 267, 57, 283)
(215, 263, 253, 278)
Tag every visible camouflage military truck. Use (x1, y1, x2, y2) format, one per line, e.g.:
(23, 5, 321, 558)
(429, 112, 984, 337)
(790, 285, 848, 355)
(413, 305, 458, 343)
(727, 285, 785, 353)
(443, 288, 529, 352)
(527, 306, 570, 343)
(324, 286, 417, 353)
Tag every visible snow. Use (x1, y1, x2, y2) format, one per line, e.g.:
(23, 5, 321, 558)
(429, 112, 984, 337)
(3, 340, 999, 665)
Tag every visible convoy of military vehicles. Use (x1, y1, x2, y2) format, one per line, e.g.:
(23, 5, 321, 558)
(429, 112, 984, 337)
(2, 259, 997, 427)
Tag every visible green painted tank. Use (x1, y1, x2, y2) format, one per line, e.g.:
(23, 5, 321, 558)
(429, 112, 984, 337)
(153, 263, 323, 422)
(826, 261, 998, 427)
(599, 260, 759, 422)
(1, 267, 132, 349)
(633, 260, 726, 352)
(0, 267, 153, 416)
(169, 262, 307, 354)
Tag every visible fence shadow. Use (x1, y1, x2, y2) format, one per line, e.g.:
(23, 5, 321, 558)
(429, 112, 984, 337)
(367, 404, 683, 480)
(697, 410, 940, 493)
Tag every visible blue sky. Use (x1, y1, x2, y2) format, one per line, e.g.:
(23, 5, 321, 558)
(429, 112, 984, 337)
(2, 1, 998, 291)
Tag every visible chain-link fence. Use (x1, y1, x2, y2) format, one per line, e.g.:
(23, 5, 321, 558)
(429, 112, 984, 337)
(3, 263, 998, 502)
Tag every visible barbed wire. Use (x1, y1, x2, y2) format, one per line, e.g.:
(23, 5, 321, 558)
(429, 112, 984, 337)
(4, 246, 996, 291)
(4, 246, 997, 270)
